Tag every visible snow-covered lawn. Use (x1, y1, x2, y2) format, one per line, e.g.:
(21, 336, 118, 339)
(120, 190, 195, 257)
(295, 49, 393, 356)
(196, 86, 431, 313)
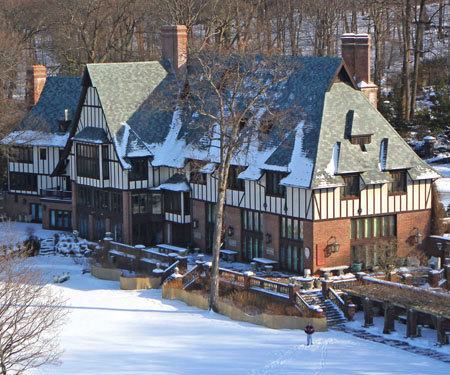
(23, 256, 449, 375)
(0, 221, 63, 243)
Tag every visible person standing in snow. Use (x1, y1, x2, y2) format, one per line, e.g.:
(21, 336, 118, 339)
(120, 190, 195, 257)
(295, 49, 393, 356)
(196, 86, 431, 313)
(304, 322, 315, 345)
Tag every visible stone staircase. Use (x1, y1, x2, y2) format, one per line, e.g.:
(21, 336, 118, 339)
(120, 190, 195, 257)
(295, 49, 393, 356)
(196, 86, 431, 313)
(39, 238, 56, 256)
(301, 291, 347, 327)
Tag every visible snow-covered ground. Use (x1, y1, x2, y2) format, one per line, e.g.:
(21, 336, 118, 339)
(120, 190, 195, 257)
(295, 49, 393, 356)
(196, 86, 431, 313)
(14, 256, 447, 375)
(433, 163, 450, 208)
(0, 221, 63, 244)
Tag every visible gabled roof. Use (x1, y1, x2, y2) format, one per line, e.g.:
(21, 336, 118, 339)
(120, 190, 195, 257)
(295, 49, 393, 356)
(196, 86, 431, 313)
(20, 76, 82, 134)
(312, 83, 440, 188)
(76, 54, 439, 188)
(72, 127, 109, 144)
(86, 61, 178, 142)
(151, 55, 345, 188)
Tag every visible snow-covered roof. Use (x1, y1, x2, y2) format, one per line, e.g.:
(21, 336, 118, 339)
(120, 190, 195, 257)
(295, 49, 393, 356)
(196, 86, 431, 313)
(2, 130, 69, 147)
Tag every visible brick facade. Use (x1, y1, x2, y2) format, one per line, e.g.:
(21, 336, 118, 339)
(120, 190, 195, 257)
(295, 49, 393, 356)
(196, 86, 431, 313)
(223, 205, 242, 258)
(396, 209, 431, 258)
(192, 199, 206, 250)
(311, 218, 352, 273)
(262, 213, 280, 262)
(4, 192, 72, 230)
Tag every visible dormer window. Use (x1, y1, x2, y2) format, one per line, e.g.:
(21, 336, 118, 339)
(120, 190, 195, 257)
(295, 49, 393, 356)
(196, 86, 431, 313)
(228, 166, 245, 191)
(190, 171, 206, 185)
(350, 135, 372, 152)
(389, 170, 407, 194)
(266, 171, 286, 197)
(341, 174, 360, 199)
(129, 157, 148, 181)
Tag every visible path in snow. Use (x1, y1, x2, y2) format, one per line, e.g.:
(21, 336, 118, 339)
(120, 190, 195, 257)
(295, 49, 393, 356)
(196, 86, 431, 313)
(25, 256, 449, 375)
(334, 325, 450, 364)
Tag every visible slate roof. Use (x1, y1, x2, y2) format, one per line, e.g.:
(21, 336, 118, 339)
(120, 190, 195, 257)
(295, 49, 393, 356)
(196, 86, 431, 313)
(86, 61, 177, 140)
(83, 54, 439, 187)
(19, 76, 82, 134)
(72, 127, 109, 144)
(158, 173, 191, 192)
(311, 83, 440, 188)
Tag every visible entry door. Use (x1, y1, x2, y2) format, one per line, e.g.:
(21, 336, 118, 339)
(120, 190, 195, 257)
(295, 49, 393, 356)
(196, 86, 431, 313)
(166, 223, 171, 244)
(30, 203, 42, 223)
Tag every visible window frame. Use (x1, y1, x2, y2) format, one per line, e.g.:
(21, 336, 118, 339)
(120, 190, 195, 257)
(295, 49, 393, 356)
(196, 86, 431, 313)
(350, 215, 396, 240)
(340, 174, 360, 199)
(164, 191, 182, 214)
(227, 166, 245, 191)
(40, 148, 47, 160)
(190, 171, 206, 185)
(350, 135, 372, 152)
(388, 170, 407, 195)
(76, 143, 99, 179)
(10, 146, 33, 163)
(9, 172, 37, 192)
(266, 171, 287, 197)
(129, 157, 148, 181)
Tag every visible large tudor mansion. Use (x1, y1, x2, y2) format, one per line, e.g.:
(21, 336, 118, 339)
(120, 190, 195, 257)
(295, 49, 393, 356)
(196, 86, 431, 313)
(2, 26, 440, 274)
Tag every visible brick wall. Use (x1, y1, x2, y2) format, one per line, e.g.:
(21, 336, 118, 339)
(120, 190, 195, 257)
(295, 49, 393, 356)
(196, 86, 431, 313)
(223, 205, 242, 258)
(312, 218, 352, 273)
(122, 191, 132, 244)
(4, 193, 39, 220)
(262, 213, 279, 261)
(396, 209, 431, 258)
(41, 200, 72, 229)
(192, 199, 206, 250)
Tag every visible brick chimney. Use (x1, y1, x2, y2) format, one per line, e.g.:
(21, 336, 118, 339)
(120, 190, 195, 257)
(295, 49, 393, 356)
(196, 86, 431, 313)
(26, 65, 47, 108)
(161, 25, 188, 82)
(341, 33, 378, 108)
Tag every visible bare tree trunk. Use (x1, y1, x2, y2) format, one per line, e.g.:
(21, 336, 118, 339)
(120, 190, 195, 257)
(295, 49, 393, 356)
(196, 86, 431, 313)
(208, 168, 227, 311)
(438, 0, 444, 38)
(401, 0, 412, 121)
(410, 0, 427, 119)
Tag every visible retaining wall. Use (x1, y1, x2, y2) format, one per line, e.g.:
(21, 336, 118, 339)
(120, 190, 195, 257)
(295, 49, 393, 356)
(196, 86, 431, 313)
(120, 275, 161, 290)
(91, 264, 122, 281)
(162, 286, 328, 331)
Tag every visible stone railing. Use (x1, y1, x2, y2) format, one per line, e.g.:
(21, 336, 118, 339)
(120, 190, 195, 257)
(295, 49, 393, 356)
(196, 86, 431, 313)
(249, 276, 290, 296)
(182, 265, 201, 287)
(331, 278, 358, 290)
(219, 268, 246, 287)
(41, 189, 72, 201)
(295, 292, 323, 317)
(100, 238, 187, 275)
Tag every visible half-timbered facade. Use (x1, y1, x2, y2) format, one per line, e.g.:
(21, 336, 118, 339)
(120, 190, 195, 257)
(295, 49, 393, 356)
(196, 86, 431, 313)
(2, 66, 81, 230)
(6, 28, 441, 274)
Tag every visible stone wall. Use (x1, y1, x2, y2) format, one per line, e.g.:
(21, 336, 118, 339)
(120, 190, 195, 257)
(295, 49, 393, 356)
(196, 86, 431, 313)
(162, 286, 328, 331)
(91, 264, 122, 281)
(120, 275, 161, 290)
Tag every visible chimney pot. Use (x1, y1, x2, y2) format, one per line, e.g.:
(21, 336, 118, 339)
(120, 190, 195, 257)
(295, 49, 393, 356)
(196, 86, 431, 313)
(341, 33, 378, 108)
(161, 25, 188, 82)
(26, 65, 47, 109)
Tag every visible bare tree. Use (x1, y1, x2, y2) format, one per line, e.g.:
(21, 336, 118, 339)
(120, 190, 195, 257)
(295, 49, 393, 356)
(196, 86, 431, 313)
(184, 53, 293, 311)
(0, 238, 67, 374)
(373, 239, 398, 279)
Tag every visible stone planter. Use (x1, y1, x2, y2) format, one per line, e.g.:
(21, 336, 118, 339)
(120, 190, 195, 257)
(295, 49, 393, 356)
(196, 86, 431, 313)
(352, 262, 363, 272)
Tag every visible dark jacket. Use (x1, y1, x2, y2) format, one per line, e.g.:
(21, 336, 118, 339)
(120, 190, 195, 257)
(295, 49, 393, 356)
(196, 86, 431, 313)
(304, 325, 315, 335)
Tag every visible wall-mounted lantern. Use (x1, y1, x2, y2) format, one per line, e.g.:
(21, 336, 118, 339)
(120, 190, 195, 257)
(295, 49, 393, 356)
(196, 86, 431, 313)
(192, 219, 199, 229)
(227, 226, 234, 237)
(265, 233, 272, 244)
(437, 242, 443, 251)
(413, 227, 423, 245)
(327, 236, 340, 254)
